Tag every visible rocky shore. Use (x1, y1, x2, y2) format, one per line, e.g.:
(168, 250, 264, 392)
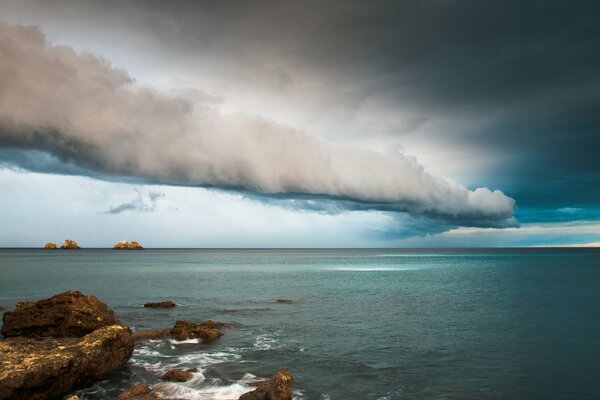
(0, 291, 293, 400)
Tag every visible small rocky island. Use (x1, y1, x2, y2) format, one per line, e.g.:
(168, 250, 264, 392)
(43, 242, 57, 249)
(0, 291, 293, 400)
(113, 240, 144, 250)
(60, 239, 81, 249)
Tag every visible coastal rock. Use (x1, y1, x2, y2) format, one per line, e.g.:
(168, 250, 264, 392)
(170, 320, 224, 342)
(162, 368, 194, 382)
(132, 320, 225, 342)
(116, 383, 151, 400)
(65, 396, 80, 400)
(144, 301, 176, 308)
(1, 290, 120, 338)
(43, 242, 57, 249)
(60, 240, 81, 249)
(0, 325, 134, 400)
(113, 241, 144, 250)
(276, 299, 294, 304)
(239, 369, 293, 400)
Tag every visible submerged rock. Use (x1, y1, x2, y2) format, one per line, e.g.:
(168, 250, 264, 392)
(43, 242, 57, 249)
(0, 325, 134, 400)
(116, 383, 151, 400)
(162, 368, 194, 382)
(113, 241, 144, 250)
(143, 300, 176, 308)
(239, 369, 293, 400)
(1, 290, 120, 338)
(276, 299, 294, 304)
(60, 239, 81, 249)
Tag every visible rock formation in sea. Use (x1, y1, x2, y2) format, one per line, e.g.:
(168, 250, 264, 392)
(132, 320, 225, 342)
(113, 240, 144, 250)
(239, 369, 294, 400)
(144, 300, 177, 308)
(0, 291, 134, 400)
(1, 290, 120, 338)
(162, 368, 196, 382)
(60, 239, 81, 249)
(43, 242, 57, 249)
(116, 383, 152, 399)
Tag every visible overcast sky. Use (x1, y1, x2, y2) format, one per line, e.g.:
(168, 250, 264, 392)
(0, 0, 598, 247)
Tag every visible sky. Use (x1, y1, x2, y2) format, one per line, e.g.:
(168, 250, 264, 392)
(0, 0, 598, 247)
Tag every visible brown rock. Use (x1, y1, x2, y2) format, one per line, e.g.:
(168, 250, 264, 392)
(65, 396, 80, 400)
(60, 240, 81, 249)
(0, 325, 134, 400)
(116, 383, 151, 400)
(162, 368, 194, 382)
(1, 290, 120, 338)
(143, 301, 176, 308)
(170, 320, 224, 342)
(43, 242, 57, 249)
(113, 241, 144, 250)
(239, 369, 293, 400)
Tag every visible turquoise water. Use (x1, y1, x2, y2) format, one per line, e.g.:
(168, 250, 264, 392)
(1, 248, 599, 399)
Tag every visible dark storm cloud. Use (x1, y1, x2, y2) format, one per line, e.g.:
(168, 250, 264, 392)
(0, 0, 598, 216)
(103, 189, 164, 214)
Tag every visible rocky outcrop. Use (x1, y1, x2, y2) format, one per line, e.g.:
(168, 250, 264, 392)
(0, 325, 134, 400)
(1, 290, 120, 338)
(144, 301, 176, 308)
(239, 369, 293, 400)
(43, 242, 57, 249)
(60, 240, 80, 249)
(113, 241, 144, 250)
(170, 320, 224, 341)
(132, 320, 225, 342)
(162, 368, 195, 382)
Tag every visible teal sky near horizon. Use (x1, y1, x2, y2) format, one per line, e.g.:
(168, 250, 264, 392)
(0, 1, 599, 247)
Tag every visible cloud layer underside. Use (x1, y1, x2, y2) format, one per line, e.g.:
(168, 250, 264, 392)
(0, 23, 516, 228)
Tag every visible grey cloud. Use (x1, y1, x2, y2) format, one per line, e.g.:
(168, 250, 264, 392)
(0, 22, 516, 229)
(103, 188, 164, 214)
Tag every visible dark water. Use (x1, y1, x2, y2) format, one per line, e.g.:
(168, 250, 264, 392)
(0, 248, 599, 399)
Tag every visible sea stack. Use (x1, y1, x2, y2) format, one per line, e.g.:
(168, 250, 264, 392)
(60, 239, 80, 249)
(113, 241, 144, 250)
(43, 242, 57, 249)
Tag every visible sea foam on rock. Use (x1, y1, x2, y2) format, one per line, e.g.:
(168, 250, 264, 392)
(239, 369, 293, 400)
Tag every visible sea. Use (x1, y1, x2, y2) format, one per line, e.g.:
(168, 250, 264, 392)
(0, 248, 599, 400)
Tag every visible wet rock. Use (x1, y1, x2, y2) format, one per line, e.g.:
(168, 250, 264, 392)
(116, 383, 151, 400)
(162, 368, 194, 382)
(239, 369, 293, 400)
(143, 301, 176, 308)
(43, 242, 57, 249)
(65, 396, 80, 400)
(1, 290, 120, 338)
(113, 241, 144, 250)
(0, 325, 134, 400)
(60, 240, 81, 249)
(170, 320, 224, 342)
(276, 299, 294, 304)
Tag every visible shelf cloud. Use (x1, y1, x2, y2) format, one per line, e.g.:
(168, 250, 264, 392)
(0, 23, 516, 228)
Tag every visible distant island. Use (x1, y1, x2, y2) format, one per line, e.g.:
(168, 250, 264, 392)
(42, 240, 144, 250)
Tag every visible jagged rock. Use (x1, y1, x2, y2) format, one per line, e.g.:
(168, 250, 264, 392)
(132, 320, 225, 342)
(60, 240, 80, 249)
(1, 290, 120, 338)
(43, 242, 57, 249)
(143, 301, 176, 308)
(113, 241, 144, 250)
(0, 325, 134, 400)
(116, 383, 151, 400)
(162, 368, 194, 382)
(170, 320, 224, 342)
(239, 369, 293, 400)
